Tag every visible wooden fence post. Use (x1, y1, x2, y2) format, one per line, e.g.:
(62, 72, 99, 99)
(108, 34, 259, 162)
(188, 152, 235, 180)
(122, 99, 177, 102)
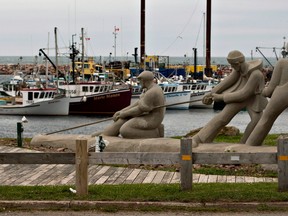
(75, 138, 88, 196)
(180, 138, 192, 191)
(277, 135, 288, 192)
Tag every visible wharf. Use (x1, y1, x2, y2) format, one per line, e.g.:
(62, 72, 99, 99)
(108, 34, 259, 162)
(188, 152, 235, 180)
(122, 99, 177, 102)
(0, 146, 277, 186)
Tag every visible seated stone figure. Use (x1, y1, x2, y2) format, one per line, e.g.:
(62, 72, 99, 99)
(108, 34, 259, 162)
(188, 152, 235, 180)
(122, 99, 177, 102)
(192, 50, 268, 147)
(101, 71, 166, 139)
(245, 58, 288, 146)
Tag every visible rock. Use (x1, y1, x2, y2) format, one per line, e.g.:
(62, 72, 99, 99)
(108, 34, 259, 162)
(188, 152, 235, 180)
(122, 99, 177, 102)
(218, 126, 240, 136)
(185, 126, 240, 137)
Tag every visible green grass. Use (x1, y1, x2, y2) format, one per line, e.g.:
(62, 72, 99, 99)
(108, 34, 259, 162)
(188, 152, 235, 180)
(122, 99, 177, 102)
(214, 133, 282, 146)
(0, 183, 287, 202)
(173, 133, 282, 146)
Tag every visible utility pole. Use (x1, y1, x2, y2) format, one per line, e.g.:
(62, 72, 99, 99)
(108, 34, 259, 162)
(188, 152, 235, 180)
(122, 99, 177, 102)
(205, 0, 212, 77)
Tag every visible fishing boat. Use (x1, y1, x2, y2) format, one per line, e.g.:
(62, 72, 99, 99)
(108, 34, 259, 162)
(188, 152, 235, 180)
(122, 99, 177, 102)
(0, 87, 70, 115)
(130, 72, 191, 110)
(59, 80, 132, 115)
(179, 81, 215, 108)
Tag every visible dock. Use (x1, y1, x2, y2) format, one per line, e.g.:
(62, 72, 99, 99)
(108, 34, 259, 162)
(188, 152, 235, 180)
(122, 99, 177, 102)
(0, 146, 277, 186)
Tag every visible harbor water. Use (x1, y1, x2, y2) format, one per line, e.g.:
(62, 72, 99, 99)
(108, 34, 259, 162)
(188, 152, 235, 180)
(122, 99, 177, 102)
(1, 108, 288, 139)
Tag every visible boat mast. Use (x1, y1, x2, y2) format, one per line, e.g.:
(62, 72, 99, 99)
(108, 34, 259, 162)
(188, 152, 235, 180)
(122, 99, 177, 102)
(45, 32, 50, 87)
(113, 26, 118, 61)
(54, 27, 59, 88)
(205, 0, 212, 77)
(140, 0, 145, 69)
(81, 27, 85, 80)
(70, 34, 78, 83)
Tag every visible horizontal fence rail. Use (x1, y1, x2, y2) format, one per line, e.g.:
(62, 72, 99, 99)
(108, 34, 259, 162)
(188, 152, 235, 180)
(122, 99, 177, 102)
(0, 137, 288, 195)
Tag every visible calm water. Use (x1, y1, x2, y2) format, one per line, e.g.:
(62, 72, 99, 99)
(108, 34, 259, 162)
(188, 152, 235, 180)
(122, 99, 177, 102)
(0, 108, 288, 138)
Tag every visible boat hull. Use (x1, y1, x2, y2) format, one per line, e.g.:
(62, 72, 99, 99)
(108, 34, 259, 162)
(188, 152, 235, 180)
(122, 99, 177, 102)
(132, 91, 190, 110)
(164, 91, 191, 109)
(189, 91, 213, 109)
(68, 89, 132, 115)
(0, 97, 70, 115)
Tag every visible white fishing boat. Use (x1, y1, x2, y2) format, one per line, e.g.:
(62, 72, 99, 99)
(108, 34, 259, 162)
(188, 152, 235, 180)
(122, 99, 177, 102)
(0, 87, 70, 115)
(179, 81, 215, 108)
(131, 73, 191, 110)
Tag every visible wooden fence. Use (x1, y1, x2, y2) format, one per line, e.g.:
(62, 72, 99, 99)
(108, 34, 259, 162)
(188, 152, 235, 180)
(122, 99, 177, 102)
(0, 137, 288, 196)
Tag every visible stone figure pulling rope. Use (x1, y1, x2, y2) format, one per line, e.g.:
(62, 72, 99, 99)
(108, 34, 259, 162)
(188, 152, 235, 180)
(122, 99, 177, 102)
(192, 50, 268, 147)
(245, 58, 288, 146)
(99, 71, 166, 139)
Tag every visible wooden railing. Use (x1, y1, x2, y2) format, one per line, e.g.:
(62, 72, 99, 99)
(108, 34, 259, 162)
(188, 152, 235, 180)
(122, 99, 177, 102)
(1, 137, 288, 196)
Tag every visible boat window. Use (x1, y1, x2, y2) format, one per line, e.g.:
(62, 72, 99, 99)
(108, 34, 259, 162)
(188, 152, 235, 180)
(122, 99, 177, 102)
(94, 86, 100, 92)
(90, 86, 94, 92)
(28, 92, 33, 100)
(49, 92, 53, 97)
(34, 92, 39, 99)
(192, 85, 196, 90)
(82, 86, 88, 92)
(84, 64, 89, 69)
(39, 92, 45, 98)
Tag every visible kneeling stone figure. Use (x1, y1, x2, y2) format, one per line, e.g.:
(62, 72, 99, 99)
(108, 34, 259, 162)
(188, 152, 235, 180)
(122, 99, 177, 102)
(100, 71, 166, 139)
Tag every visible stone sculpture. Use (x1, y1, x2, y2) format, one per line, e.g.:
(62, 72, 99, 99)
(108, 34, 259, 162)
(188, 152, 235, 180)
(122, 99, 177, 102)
(192, 50, 268, 147)
(101, 71, 166, 139)
(245, 58, 288, 146)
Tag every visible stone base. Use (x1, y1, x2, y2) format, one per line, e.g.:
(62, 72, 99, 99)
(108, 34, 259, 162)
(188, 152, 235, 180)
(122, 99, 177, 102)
(30, 134, 95, 151)
(31, 134, 277, 153)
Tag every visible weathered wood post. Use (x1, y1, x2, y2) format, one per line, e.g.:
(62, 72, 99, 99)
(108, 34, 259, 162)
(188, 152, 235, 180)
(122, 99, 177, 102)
(180, 138, 192, 191)
(277, 135, 288, 192)
(75, 138, 88, 196)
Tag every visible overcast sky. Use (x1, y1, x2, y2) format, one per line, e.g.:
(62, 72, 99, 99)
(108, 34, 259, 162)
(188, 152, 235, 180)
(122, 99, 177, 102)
(0, 0, 287, 58)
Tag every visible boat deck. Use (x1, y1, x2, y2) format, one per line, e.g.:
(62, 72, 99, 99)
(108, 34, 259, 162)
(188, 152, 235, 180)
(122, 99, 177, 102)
(0, 146, 277, 186)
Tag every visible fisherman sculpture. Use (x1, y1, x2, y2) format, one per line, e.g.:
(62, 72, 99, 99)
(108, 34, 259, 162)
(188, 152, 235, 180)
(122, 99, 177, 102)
(245, 58, 288, 146)
(100, 71, 166, 139)
(192, 50, 268, 147)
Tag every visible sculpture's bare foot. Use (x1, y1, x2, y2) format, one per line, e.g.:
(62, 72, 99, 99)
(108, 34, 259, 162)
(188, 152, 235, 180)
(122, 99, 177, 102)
(191, 135, 201, 148)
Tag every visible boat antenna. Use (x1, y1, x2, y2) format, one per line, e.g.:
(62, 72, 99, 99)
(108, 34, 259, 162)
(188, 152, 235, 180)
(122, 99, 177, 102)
(70, 34, 79, 83)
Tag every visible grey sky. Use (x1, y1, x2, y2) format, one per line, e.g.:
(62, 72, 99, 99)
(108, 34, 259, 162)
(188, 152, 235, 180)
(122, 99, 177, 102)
(0, 0, 287, 58)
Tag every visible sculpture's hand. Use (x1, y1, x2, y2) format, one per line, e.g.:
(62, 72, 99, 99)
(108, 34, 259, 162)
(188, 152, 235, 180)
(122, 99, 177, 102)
(261, 87, 268, 97)
(212, 93, 224, 102)
(202, 93, 213, 105)
(113, 111, 121, 121)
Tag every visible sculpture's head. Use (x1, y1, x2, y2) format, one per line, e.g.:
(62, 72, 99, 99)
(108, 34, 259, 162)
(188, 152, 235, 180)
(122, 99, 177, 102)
(137, 71, 154, 88)
(227, 50, 245, 71)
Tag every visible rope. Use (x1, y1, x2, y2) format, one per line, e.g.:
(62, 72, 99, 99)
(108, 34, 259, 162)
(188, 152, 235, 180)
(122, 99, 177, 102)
(44, 98, 202, 135)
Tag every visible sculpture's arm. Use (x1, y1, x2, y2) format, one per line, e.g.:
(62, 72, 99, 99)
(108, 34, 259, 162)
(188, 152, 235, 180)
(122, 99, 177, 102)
(222, 71, 263, 103)
(211, 70, 239, 94)
(262, 59, 284, 97)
